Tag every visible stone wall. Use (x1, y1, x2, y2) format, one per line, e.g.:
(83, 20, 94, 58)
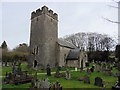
(58, 46, 71, 67)
(67, 60, 79, 67)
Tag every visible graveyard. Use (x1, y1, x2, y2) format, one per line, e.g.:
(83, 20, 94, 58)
(1, 2, 120, 89)
(1, 61, 120, 88)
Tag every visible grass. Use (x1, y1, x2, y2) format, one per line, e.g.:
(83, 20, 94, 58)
(2, 62, 74, 76)
(2, 71, 117, 88)
(1, 62, 119, 88)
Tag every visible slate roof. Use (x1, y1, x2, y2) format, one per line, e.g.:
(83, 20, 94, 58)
(66, 48, 81, 60)
(57, 39, 77, 49)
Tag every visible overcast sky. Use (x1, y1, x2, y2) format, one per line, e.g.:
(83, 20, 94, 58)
(1, 1, 118, 50)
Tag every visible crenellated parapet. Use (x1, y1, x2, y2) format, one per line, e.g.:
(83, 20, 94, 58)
(31, 6, 58, 20)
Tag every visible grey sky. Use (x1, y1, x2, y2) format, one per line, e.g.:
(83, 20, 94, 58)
(1, 2, 118, 50)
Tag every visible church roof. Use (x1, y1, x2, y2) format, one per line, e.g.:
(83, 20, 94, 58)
(57, 39, 77, 49)
(66, 48, 81, 60)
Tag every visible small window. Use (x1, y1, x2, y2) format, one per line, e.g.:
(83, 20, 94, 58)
(34, 60, 37, 68)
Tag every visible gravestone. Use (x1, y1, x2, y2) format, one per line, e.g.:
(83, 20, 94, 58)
(80, 68, 83, 73)
(94, 77, 104, 87)
(17, 63, 22, 75)
(54, 68, 65, 78)
(54, 69, 60, 78)
(38, 78, 51, 88)
(34, 72, 37, 82)
(102, 64, 112, 76)
(86, 68, 91, 74)
(53, 81, 62, 90)
(77, 75, 90, 84)
(38, 78, 44, 88)
(75, 67, 77, 71)
(46, 64, 51, 76)
(83, 75, 90, 84)
(112, 76, 120, 89)
(30, 78, 37, 88)
(102, 64, 106, 74)
(95, 64, 100, 72)
(66, 70, 71, 80)
(90, 66, 95, 72)
(85, 62, 89, 67)
(107, 64, 111, 70)
(12, 65, 16, 74)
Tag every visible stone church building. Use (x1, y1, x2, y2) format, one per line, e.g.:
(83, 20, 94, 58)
(28, 6, 88, 70)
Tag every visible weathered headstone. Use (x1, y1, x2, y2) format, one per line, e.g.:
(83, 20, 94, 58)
(90, 66, 95, 72)
(102, 64, 106, 73)
(83, 75, 90, 84)
(30, 78, 36, 88)
(12, 64, 16, 74)
(53, 81, 62, 90)
(44, 78, 51, 88)
(46, 64, 51, 76)
(75, 67, 77, 71)
(80, 68, 83, 73)
(94, 77, 104, 87)
(86, 68, 91, 74)
(95, 64, 100, 72)
(85, 62, 89, 67)
(54, 69, 60, 78)
(77, 75, 90, 84)
(66, 70, 71, 80)
(17, 63, 22, 75)
(112, 76, 120, 89)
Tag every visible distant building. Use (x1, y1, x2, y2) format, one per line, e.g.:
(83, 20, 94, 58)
(28, 6, 88, 70)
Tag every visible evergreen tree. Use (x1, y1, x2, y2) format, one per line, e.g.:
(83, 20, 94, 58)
(1, 41, 8, 51)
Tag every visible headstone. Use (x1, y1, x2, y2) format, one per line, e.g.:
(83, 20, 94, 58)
(17, 63, 22, 75)
(75, 67, 77, 71)
(83, 75, 90, 84)
(107, 64, 111, 71)
(90, 66, 94, 72)
(102, 64, 106, 73)
(77, 75, 90, 84)
(44, 78, 51, 88)
(112, 76, 120, 89)
(34, 72, 37, 82)
(46, 64, 51, 76)
(58, 66, 61, 70)
(54, 68, 65, 78)
(38, 78, 44, 88)
(85, 62, 89, 67)
(53, 81, 62, 90)
(86, 68, 91, 74)
(95, 64, 100, 72)
(12, 65, 16, 74)
(66, 70, 71, 80)
(38, 78, 51, 88)
(94, 77, 104, 87)
(30, 78, 36, 88)
(80, 68, 83, 73)
(54, 69, 60, 78)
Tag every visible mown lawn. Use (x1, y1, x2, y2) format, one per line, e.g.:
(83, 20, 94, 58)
(1, 62, 119, 88)
(2, 62, 74, 76)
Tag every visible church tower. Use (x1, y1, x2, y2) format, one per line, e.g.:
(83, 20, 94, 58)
(28, 6, 58, 69)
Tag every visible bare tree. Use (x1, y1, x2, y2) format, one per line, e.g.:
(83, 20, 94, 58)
(62, 32, 116, 51)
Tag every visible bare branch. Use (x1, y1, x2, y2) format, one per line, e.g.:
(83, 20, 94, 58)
(112, 0, 119, 3)
(102, 17, 120, 24)
(108, 5, 118, 8)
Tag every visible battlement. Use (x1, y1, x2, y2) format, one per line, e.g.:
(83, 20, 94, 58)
(31, 6, 58, 20)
